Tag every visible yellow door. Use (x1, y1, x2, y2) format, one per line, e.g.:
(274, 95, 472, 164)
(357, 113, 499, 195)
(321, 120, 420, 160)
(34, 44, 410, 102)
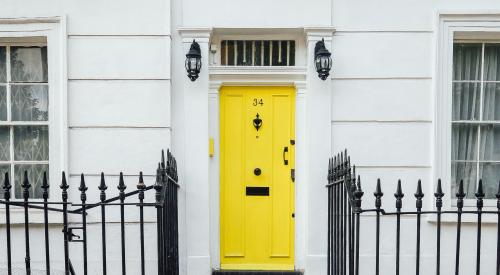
(220, 86, 295, 270)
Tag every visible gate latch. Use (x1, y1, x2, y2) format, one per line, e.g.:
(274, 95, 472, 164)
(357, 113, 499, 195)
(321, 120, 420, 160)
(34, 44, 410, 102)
(65, 227, 84, 242)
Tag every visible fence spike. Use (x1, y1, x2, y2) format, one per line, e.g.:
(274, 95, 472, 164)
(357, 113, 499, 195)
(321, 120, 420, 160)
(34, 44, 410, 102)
(22, 171, 31, 199)
(456, 180, 465, 209)
(137, 172, 145, 190)
(434, 179, 444, 209)
(79, 173, 88, 201)
(354, 175, 364, 212)
(161, 150, 166, 169)
(118, 172, 127, 199)
(374, 179, 383, 209)
(98, 172, 107, 201)
(476, 179, 485, 209)
(41, 172, 49, 200)
(415, 180, 424, 209)
(395, 180, 404, 209)
(60, 171, 69, 190)
(496, 181, 500, 209)
(3, 172, 11, 200)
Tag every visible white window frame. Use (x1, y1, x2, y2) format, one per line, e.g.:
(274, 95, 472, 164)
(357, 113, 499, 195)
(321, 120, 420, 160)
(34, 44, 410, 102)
(0, 17, 68, 208)
(437, 13, 500, 211)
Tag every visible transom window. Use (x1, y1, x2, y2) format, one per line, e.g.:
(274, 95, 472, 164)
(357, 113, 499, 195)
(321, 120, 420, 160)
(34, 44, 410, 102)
(220, 40, 295, 66)
(452, 42, 500, 199)
(0, 45, 49, 199)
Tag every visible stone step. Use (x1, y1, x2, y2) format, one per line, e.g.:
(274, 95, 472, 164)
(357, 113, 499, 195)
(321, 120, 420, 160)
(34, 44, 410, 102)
(212, 271, 302, 275)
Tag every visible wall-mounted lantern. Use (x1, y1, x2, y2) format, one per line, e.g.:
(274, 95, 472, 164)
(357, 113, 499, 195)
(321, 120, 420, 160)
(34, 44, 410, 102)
(314, 38, 332, 81)
(185, 39, 202, 81)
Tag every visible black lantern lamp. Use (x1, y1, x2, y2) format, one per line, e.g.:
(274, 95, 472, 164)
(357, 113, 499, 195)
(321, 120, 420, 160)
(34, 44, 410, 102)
(185, 39, 202, 81)
(314, 38, 332, 80)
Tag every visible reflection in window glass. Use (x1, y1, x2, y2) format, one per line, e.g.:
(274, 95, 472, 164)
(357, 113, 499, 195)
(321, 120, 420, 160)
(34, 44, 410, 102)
(11, 85, 49, 121)
(0, 47, 6, 82)
(11, 46, 48, 82)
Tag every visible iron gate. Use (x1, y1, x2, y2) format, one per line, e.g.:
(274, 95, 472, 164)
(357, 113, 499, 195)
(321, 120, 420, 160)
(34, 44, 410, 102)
(0, 150, 179, 275)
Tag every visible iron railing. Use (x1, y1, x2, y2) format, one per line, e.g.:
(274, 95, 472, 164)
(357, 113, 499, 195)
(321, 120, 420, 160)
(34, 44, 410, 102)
(327, 149, 500, 275)
(0, 150, 179, 275)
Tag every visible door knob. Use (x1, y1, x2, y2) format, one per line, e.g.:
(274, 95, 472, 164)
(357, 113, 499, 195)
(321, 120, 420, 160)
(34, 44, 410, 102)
(254, 168, 262, 176)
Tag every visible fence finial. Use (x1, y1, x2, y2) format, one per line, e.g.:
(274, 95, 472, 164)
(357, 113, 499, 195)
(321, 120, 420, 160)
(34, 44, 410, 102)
(22, 171, 31, 199)
(41, 172, 49, 200)
(496, 181, 500, 210)
(415, 179, 424, 210)
(98, 172, 107, 202)
(79, 173, 88, 202)
(395, 180, 404, 210)
(118, 172, 127, 200)
(435, 179, 444, 209)
(374, 178, 383, 209)
(137, 172, 145, 190)
(476, 179, 485, 209)
(3, 172, 10, 200)
(456, 179, 465, 209)
(354, 175, 364, 212)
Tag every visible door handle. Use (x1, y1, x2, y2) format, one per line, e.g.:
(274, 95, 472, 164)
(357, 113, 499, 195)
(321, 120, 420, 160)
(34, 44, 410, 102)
(283, 146, 289, 165)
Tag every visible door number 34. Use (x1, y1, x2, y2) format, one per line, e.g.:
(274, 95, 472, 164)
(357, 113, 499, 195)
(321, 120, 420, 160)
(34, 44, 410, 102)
(253, 98, 264, 106)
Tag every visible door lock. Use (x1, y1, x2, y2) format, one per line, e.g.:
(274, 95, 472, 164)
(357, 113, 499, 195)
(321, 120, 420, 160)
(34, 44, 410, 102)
(283, 146, 289, 165)
(254, 168, 262, 176)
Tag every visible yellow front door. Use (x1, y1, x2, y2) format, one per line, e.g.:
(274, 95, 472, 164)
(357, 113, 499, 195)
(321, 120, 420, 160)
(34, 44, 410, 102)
(220, 86, 295, 270)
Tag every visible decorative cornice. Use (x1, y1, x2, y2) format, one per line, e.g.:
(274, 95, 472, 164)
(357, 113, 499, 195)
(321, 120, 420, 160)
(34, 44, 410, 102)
(0, 16, 62, 24)
(304, 26, 336, 41)
(209, 66, 307, 76)
(178, 27, 213, 43)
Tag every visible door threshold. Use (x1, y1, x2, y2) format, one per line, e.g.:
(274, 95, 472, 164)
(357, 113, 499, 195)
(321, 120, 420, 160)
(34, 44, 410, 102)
(212, 271, 302, 275)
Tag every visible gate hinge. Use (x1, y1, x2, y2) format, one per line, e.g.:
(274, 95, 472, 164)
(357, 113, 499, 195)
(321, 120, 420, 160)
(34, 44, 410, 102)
(291, 169, 295, 182)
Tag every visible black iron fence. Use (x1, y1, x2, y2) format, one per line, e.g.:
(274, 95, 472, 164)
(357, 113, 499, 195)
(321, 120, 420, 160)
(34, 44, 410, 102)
(0, 150, 179, 275)
(327, 150, 500, 275)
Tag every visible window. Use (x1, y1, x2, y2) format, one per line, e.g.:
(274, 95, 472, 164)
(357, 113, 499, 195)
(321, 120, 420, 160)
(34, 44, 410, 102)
(220, 40, 295, 66)
(0, 45, 49, 199)
(452, 42, 500, 199)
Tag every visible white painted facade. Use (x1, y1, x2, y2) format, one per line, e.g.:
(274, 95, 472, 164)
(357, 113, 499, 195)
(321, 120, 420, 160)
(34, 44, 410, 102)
(0, 0, 500, 274)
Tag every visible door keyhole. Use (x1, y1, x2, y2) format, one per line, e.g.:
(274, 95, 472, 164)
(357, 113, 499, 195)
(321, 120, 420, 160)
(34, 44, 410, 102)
(254, 168, 262, 176)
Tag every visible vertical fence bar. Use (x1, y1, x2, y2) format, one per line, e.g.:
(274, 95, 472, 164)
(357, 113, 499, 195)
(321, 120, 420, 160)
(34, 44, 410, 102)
(118, 172, 127, 275)
(374, 179, 383, 275)
(173, 157, 180, 275)
(395, 180, 404, 275)
(496, 181, 500, 275)
(41, 172, 51, 275)
(435, 180, 444, 275)
(335, 155, 339, 275)
(3, 172, 11, 275)
(98, 172, 108, 275)
(343, 157, 349, 275)
(22, 171, 31, 275)
(79, 174, 88, 275)
(327, 158, 332, 275)
(476, 180, 484, 275)
(61, 172, 70, 275)
(155, 162, 164, 275)
(354, 174, 363, 275)
(415, 180, 424, 275)
(455, 180, 465, 275)
(138, 172, 146, 275)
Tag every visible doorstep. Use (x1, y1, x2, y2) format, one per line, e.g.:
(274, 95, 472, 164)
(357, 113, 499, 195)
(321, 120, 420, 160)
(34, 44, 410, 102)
(212, 271, 302, 275)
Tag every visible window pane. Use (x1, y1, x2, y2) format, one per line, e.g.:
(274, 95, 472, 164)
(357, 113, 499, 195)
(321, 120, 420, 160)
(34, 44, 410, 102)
(0, 86, 6, 121)
(254, 41, 262, 66)
(11, 85, 48, 121)
(14, 126, 49, 161)
(0, 127, 10, 161)
(479, 124, 500, 161)
(478, 163, 500, 199)
(272, 41, 280, 66)
(453, 43, 482, 81)
(451, 124, 478, 160)
(452, 82, 480, 121)
(227, 40, 235, 66)
(0, 165, 11, 199)
(10, 46, 48, 82)
(221, 41, 227, 66)
(0, 47, 6, 82)
(452, 162, 477, 199)
(14, 164, 48, 199)
(483, 83, 500, 120)
(484, 44, 500, 81)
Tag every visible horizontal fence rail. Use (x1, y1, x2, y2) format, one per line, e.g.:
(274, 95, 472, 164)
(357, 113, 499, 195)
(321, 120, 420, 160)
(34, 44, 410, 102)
(0, 150, 179, 275)
(328, 149, 500, 275)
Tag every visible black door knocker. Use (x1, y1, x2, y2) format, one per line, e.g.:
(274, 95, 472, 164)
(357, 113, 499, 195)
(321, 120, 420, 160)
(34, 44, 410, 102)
(253, 113, 262, 131)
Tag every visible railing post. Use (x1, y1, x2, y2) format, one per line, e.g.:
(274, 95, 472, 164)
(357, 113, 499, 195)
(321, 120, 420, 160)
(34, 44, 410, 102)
(353, 174, 363, 275)
(394, 180, 404, 275)
(155, 162, 164, 275)
(434, 179, 444, 275)
(118, 172, 127, 275)
(455, 180, 465, 275)
(475, 180, 484, 275)
(79, 174, 88, 275)
(98, 173, 108, 275)
(3, 172, 12, 275)
(414, 180, 424, 275)
(138, 172, 146, 275)
(42, 172, 51, 275)
(496, 181, 500, 275)
(60, 172, 70, 275)
(374, 179, 383, 275)
(22, 171, 31, 275)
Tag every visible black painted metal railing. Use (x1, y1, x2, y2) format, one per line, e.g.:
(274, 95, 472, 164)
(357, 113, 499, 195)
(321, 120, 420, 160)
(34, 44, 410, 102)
(0, 150, 179, 275)
(327, 150, 500, 275)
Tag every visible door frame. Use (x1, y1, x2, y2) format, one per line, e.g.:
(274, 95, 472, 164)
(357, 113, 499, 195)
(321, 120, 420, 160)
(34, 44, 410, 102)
(208, 69, 308, 270)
